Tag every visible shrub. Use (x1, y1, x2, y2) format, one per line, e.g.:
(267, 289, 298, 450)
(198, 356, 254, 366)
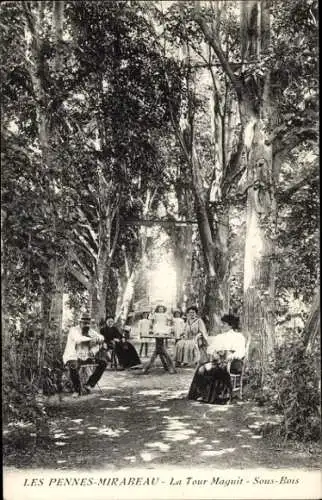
(261, 334, 321, 442)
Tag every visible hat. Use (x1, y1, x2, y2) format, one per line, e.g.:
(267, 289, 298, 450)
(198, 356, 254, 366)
(221, 314, 240, 329)
(123, 325, 131, 332)
(155, 304, 167, 312)
(80, 313, 91, 323)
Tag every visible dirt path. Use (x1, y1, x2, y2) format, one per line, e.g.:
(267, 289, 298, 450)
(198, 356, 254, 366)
(4, 366, 321, 470)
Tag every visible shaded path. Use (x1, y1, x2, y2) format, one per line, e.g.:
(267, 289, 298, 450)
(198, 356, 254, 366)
(4, 367, 321, 470)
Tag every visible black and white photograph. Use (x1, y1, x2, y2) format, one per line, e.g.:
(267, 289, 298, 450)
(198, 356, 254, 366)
(1, 1, 320, 499)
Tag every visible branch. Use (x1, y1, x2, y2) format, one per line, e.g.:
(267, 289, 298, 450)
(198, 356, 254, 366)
(77, 207, 98, 249)
(72, 229, 97, 261)
(68, 265, 90, 289)
(108, 210, 120, 262)
(194, 12, 241, 97)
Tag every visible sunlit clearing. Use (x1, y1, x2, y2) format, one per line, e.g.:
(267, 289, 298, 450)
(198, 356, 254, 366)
(148, 252, 177, 309)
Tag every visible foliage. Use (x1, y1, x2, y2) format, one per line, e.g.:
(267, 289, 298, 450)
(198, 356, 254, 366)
(2, 339, 47, 428)
(252, 331, 321, 442)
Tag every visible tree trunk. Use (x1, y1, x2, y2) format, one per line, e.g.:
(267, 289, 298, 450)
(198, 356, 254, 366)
(48, 259, 65, 338)
(303, 291, 320, 352)
(115, 266, 139, 325)
(174, 225, 193, 309)
(241, 1, 276, 386)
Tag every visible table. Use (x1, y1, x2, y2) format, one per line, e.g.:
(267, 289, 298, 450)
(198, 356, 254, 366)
(141, 336, 177, 374)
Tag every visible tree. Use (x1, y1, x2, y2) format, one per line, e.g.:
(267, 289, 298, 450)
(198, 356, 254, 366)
(149, 1, 245, 331)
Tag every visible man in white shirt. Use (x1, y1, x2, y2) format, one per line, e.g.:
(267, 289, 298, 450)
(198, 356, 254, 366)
(63, 313, 105, 397)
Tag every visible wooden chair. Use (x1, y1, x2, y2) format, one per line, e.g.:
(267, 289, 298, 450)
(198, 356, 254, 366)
(228, 359, 245, 400)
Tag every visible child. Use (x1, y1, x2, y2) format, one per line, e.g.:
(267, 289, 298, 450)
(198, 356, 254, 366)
(172, 309, 185, 343)
(138, 310, 151, 357)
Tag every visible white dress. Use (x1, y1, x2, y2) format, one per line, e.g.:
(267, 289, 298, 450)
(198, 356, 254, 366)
(151, 312, 172, 336)
(138, 318, 153, 344)
(173, 317, 185, 340)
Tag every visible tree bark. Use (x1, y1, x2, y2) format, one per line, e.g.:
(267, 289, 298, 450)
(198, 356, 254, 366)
(241, 1, 277, 385)
(303, 290, 320, 352)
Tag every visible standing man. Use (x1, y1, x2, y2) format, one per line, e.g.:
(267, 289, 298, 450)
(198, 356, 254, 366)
(63, 313, 106, 397)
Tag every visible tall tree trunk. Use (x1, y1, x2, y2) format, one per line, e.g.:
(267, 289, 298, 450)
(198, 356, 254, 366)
(174, 182, 194, 309)
(241, 0, 276, 385)
(23, 2, 60, 378)
(89, 163, 120, 324)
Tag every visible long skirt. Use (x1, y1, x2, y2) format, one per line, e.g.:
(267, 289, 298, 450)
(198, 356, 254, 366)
(114, 341, 141, 369)
(187, 361, 232, 404)
(175, 339, 199, 365)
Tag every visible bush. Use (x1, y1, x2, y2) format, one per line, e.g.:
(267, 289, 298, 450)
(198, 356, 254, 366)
(261, 334, 321, 442)
(2, 337, 47, 428)
(2, 331, 70, 427)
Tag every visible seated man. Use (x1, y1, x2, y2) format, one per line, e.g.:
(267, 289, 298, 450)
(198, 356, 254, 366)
(63, 313, 106, 397)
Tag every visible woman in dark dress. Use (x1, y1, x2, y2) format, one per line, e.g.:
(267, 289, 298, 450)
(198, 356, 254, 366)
(187, 314, 243, 404)
(100, 318, 141, 369)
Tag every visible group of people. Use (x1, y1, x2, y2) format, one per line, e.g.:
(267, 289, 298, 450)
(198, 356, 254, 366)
(63, 314, 142, 397)
(62, 305, 246, 404)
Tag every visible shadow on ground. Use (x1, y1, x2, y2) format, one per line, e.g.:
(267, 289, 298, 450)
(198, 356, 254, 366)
(3, 367, 321, 470)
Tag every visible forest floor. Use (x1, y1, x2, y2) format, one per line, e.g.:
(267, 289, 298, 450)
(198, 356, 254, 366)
(3, 347, 321, 471)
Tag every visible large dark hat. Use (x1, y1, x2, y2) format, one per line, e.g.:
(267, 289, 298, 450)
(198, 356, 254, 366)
(221, 313, 240, 329)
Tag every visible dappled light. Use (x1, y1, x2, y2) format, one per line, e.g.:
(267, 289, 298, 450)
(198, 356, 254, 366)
(200, 448, 236, 457)
(4, 370, 321, 471)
